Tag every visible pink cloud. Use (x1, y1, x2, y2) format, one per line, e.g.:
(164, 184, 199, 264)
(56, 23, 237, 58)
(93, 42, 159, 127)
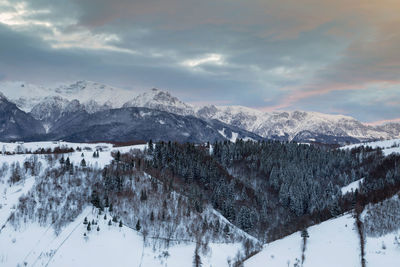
(366, 117, 400, 126)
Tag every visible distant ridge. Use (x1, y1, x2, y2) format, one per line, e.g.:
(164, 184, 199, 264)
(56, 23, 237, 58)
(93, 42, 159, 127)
(0, 80, 399, 144)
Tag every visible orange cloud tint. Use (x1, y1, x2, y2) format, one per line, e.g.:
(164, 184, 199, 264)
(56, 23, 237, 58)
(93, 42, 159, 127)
(366, 117, 400, 126)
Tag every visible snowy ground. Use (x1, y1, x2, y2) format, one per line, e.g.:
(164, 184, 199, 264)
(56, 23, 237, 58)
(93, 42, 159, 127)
(0, 141, 148, 169)
(365, 231, 400, 266)
(0, 177, 35, 229)
(0, 207, 242, 267)
(341, 178, 364, 195)
(342, 138, 400, 156)
(0, 141, 244, 267)
(244, 214, 360, 267)
(244, 213, 400, 267)
(3, 141, 400, 266)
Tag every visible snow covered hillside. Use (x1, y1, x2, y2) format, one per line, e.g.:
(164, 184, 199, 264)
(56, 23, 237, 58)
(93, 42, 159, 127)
(1, 80, 399, 144)
(244, 212, 400, 267)
(0, 207, 244, 267)
(343, 138, 400, 156)
(0, 141, 258, 267)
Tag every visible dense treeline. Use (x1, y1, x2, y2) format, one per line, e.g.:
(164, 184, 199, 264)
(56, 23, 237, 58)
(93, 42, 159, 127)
(4, 139, 400, 249)
(144, 140, 399, 241)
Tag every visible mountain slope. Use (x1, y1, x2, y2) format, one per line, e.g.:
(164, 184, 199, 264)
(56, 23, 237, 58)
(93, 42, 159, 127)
(0, 81, 133, 112)
(120, 87, 400, 143)
(0, 92, 45, 141)
(198, 107, 398, 143)
(0, 141, 255, 267)
(123, 88, 195, 116)
(1, 81, 400, 144)
(244, 212, 400, 267)
(45, 107, 262, 143)
(0, 207, 243, 267)
(244, 214, 360, 267)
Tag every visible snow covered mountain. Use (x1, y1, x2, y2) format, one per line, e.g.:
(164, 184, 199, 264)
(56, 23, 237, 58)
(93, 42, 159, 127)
(1, 80, 399, 144)
(0, 93, 45, 141)
(53, 80, 132, 108)
(46, 107, 262, 143)
(196, 106, 399, 143)
(0, 80, 132, 112)
(121, 87, 399, 143)
(123, 88, 195, 116)
(30, 96, 112, 132)
(120, 88, 399, 143)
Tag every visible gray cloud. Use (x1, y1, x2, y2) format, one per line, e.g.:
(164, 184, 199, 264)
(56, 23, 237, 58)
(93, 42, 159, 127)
(0, 0, 399, 123)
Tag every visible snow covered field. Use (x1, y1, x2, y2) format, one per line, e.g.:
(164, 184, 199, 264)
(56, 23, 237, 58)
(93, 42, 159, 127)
(244, 213, 400, 267)
(342, 138, 400, 156)
(2, 140, 400, 266)
(0, 141, 247, 267)
(0, 207, 242, 267)
(244, 215, 360, 267)
(341, 178, 364, 195)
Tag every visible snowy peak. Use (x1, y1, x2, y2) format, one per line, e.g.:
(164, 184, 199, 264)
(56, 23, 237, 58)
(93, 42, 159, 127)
(0, 80, 134, 112)
(30, 96, 70, 120)
(0, 91, 9, 103)
(0, 94, 45, 139)
(261, 110, 390, 141)
(197, 105, 400, 143)
(53, 80, 133, 108)
(123, 88, 195, 116)
(0, 80, 399, 144)
(0, 82, 52, 112)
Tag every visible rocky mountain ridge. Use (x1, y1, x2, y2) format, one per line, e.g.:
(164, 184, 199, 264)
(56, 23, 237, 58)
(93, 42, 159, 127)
(0, 80, 399, 144)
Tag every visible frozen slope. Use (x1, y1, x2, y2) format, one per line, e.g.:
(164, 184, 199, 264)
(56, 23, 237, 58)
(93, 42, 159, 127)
(365, 231, 400, 267)
(342, 138, 400, 156)
(0, 207, 242, 267)
(245, 213, 400, 267)
(0, 141, 247, 267)
(245, 214, 360, 267)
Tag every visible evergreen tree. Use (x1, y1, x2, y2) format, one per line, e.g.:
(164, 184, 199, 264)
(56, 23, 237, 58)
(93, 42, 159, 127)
(135, 220, 141, 231)
(150, 211, 154, 222)
(69, 163, 74, 174)
(80, 158, 86, 167)
(104, 196, 110, 208)
(224, 224, 230, 235)
(214, 220, 220, 233)
(148, 139, 154, 153)
(90, 190, 101, 209)
(66, 157, 70, 168)
(119, 220, 123, 227)
(301, 228, 309, 239)
(140, 189, 148, 201)
(87, 222, 91, 231)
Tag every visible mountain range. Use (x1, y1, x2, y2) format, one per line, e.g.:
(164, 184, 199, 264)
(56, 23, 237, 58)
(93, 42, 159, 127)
(0, 80, 399, 144)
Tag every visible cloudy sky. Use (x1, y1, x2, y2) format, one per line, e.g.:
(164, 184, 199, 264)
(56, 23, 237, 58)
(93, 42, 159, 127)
(0, 0, 399, 123)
